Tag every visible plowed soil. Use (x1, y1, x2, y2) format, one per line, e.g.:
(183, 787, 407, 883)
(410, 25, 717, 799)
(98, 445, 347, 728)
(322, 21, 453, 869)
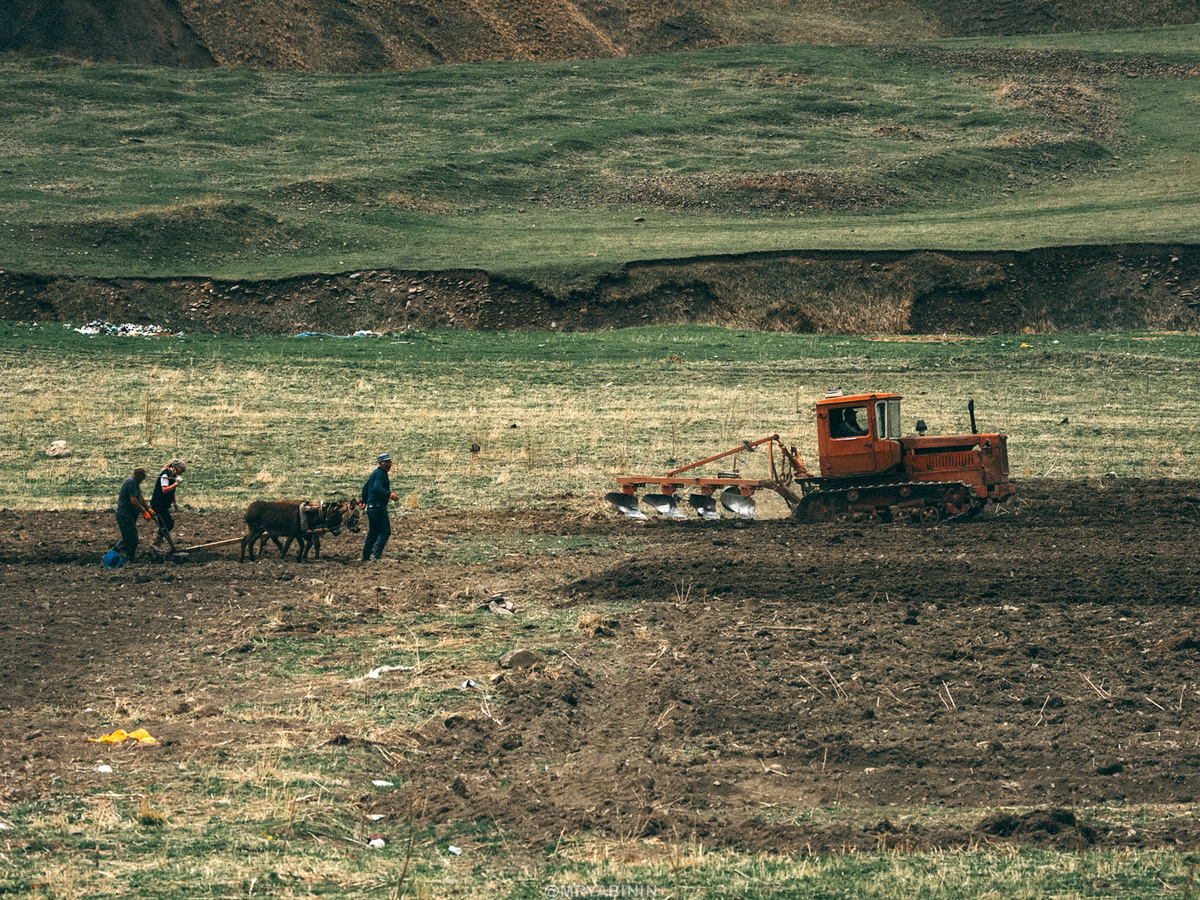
(4, 478, 1200, 851)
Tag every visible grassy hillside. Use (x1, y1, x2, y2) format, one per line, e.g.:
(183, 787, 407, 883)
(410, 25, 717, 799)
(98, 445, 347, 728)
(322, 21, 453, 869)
(2, 27, 1199, 286)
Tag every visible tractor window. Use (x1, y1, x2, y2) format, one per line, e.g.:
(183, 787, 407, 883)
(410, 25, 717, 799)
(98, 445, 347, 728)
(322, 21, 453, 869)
(830, 405, 869, 438)
(877, 400, 902, 439)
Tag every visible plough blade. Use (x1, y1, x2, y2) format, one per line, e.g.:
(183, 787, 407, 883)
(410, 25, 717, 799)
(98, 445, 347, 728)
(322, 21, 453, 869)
(605, 491, 647, 519)
(643, 493, 686, 518)
(689, 494, 721, 520)
(720, 488, 758, 519)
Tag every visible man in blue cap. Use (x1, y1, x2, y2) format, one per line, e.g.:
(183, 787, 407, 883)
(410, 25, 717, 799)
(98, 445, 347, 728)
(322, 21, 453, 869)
(360, 453, 399, 561)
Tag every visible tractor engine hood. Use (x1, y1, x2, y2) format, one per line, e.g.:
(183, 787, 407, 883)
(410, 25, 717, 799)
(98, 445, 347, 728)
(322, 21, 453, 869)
(899, 432, 1006, 453)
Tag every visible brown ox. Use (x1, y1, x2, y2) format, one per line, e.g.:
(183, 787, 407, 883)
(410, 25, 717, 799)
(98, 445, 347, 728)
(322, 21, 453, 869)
(240, 499, 358, 562)
(266, 501, 361, 561)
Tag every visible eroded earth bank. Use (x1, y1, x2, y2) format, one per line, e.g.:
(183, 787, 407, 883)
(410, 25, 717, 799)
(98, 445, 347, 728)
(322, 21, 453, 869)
(3, 244, 1199, 335)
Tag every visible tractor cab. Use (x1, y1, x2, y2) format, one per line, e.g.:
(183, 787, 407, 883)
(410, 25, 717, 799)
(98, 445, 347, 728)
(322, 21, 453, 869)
(816, 390, 1015, 503)
(815, 391, 904, 479)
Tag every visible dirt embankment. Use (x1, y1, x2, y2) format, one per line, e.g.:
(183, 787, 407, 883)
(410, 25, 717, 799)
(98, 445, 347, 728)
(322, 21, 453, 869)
(3, 245, 1198, 335)
(3, 1, 1198, 72)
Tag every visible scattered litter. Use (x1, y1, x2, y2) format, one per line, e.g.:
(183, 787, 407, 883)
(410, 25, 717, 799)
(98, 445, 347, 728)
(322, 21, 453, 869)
(348, 664, 413, 684)
(96, 765, 113, 774)
(448, 845, 462, 856)
(45, 440, 70, 458)
(372, 780, 394, 788)
(461, 679, 482, 691)
(89, 728, 157, 745)
(368, 834, 388, 849)
(295, 331, 383, 338)
(74, 321, 180, 337)
(367, 814, 386, 821)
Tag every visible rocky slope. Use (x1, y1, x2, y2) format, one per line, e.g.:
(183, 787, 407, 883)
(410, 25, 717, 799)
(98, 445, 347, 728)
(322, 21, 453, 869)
(2, 0, 1198, 71)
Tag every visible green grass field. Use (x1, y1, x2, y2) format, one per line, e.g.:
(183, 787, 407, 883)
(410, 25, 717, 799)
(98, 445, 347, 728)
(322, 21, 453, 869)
(2, 26, 1199, 285)
(3, 324, 1198, 511)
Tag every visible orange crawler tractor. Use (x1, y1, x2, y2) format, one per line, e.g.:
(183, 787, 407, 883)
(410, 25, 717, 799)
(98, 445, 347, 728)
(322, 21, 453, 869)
(607, 390, 1015, 523)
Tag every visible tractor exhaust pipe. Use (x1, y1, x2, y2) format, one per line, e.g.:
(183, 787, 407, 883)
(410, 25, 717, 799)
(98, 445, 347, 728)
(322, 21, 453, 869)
(968, 399, 978, 434)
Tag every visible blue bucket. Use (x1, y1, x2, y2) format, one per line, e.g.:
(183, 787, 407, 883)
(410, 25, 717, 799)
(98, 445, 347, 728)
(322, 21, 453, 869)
(103, 550, 125, 568)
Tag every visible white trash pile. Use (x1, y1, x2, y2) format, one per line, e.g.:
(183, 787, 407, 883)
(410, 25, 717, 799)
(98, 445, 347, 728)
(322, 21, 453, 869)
(74, 321, 180, 337)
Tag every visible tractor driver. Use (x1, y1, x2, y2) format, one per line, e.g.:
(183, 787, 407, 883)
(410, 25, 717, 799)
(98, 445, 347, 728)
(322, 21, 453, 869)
(831, 407, 869, 438)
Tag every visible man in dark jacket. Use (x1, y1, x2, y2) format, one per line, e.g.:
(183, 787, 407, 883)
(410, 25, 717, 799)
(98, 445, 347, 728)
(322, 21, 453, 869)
(360, 453, 399, 561)
(114, 467, 153, 562)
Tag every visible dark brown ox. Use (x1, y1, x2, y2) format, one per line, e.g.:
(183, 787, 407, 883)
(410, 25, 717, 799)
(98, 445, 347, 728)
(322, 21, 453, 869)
(240, 499, 357, 562)
(265, 501, 361, 561)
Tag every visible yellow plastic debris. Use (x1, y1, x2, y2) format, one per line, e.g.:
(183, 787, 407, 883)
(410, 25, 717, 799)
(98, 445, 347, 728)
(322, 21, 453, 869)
(90, 728, 157, 745)
(91, 729, 129, 744)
